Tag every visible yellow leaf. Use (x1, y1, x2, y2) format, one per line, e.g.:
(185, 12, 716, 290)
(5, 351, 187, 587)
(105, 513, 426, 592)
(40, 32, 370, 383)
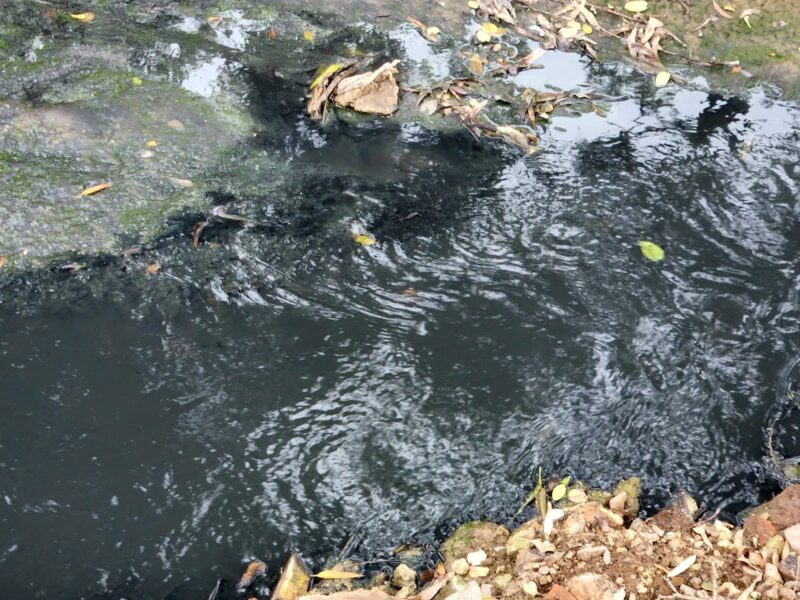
(476, 30, 491, 43)
(354, 234, 376, 246)
(742, 15, 751, 28)
(468, 0, 479, 7)
(552, 484, 567, 502)
(69, 12, 95, 22)
(638, 240, 665, 262)
(207, 15, 223, 25)
(426, 26, 441, 37)
(314, 570, 362, 579)
(467, 53, 484, 75)
(623, 1, 648, 12)
(310, 63, 342, 89)
(79, 183, 110, 196)
(145, 140, 159, 147)
(722, 3, 734, 10)
(481, 22, 500, 34)
(303, 29, 315, 41)
(582, 23, 593, 34)
(559, 25, 580, 39)
(654, 71, 671, 87)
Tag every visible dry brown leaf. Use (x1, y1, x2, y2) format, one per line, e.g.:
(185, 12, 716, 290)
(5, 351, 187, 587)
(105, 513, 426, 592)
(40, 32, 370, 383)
(192, 220, 208, 248)
(314, 570, 363, 580)
(238, 559, 267, 590)
(146, 262, 161, 275)
(415, 574, 451, 600)
(207, 15, 223, 25)
(334, 61, 400, 115)
(79, 183, 110, 196)
(467, 53, 484, 76)
(0, 257, 6, 270)
(69, 12, 95, 23)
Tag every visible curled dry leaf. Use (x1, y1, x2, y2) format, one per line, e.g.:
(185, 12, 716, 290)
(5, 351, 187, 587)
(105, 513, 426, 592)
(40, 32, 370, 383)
(334, 61, 400, 116)
(543, 507, 565, 538)
(80, 183, 110, 196)
(192, 220, 208, 248)
(238, 559, 267, 590)
(666, 554, 697, 578)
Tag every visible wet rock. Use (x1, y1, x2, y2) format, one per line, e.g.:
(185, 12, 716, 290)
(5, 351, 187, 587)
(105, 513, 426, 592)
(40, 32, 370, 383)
(441, 521, 509, 569)
(565, 573, 615, 600)
(273, 554, 311, 600)
(611, 477, 641, 515)
(649, 492, 698, 532)
(392, 564, 417, 590)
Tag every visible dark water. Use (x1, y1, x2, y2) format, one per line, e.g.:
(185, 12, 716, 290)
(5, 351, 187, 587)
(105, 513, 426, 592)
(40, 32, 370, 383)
(3, 7, 800, 600)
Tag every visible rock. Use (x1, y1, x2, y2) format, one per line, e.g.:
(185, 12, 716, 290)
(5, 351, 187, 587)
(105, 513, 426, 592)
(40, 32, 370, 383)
(650, 492, 698, 532)
(441, 522, 509, 569)
(506, 521, 540, 558)
(396, 587, 415, 599)
(273, 554, 311, 600)
(779, 554, 799, 581)
(452, 559, 470, 576)
(765, 562, 783, 583)
(587, 489, 612, 506)
(467, 550, 487, 566)
(744, 514, 778, 547)
(467, 566, 489, 578)
(576, 545, 608, 562)
(544, 584, 578, 600)
(301, 590, 392, 600)
(563, 502, 624, 535)
(785, 524, 800, 553)
(746, 485, 800, 530)
(609, 492, 627, 513)
(565, 573, 616, 600)
(392, 564, 417, 590)
(522, 581, 538, 597)
(611, 477, 641, 515)
(492, 574, 513, 592)
(442, 580, 482, 600)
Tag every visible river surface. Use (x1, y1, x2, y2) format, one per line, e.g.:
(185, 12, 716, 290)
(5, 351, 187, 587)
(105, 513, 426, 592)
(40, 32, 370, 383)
(2, 4, 800, 599)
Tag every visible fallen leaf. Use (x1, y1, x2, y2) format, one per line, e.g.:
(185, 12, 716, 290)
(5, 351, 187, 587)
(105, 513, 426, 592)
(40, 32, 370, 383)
(639, 240, 665, 262)
(667, 555, 697, 578)
(624, 1, 648, 12)
(333, 61, 400, 115)
(354, 234, 377, 246)
(145, 140, 158, 147)
(238, 559, 267, 590)
(654, 71, 671, 86)
(167, 119, 185, 130)
(192, 220, 208, 248)
(69, 12, 95, 23)
(559, 25, 580, 39)
(207, 15, 223, 25)
(146, 262, 161, 275)
(543, 507, 565, 538)
(722, 3, 734, 11)
(303, 29, 315, 41)
(568, 488, 588, 503)
(132, 76, 143, 86)
(417, 575, 451, 600)
(468, 0, 479, 7)
(167, 176, 193, 187)
(0, 257, 6, 270)
(552, 483, 567, 501)
(582, 23, 593, 34)
(314, 570, 363, 580)
(140, 150, 154, 158)
(80, 183, 110, 196)
(310, 64, 343, 90)
(426, 26, 441, 37)
(476, 30, 492, 43)
(481, 22, 502, 35)
(467, 53, 484, 75)
(740, 8, 759, 28)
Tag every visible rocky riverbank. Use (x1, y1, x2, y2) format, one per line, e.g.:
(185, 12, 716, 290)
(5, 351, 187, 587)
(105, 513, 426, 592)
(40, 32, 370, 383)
(232, 480, 800, 600)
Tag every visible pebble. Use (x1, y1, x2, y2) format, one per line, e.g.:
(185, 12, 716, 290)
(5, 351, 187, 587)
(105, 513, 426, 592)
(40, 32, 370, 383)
(467, 550, 487, 566)
(452, 559, 469, 576)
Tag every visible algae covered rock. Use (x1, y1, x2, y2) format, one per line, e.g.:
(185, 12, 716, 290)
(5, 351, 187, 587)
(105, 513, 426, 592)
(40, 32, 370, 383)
(506, 519, 541, 558)
(611, 477, 641, 515)
(440, 521, 509, 569)
(273, 554, 312, 600)
(391, 564, 416, 590)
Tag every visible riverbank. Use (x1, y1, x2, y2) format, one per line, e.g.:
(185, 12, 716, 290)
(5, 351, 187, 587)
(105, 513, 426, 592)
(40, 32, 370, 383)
(235, 480, 800, 600)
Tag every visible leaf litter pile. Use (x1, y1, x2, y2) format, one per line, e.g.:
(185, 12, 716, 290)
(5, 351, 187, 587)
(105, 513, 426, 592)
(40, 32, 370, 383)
(304, 0, 744, 154)
(228, 479, 800, 600)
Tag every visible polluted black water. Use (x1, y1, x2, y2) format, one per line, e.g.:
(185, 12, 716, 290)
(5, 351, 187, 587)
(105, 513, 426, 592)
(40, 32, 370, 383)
(2, 3, 800, 599)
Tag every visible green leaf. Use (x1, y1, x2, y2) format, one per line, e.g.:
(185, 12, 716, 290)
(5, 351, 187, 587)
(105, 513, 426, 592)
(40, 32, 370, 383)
(552, 484, 567, 502)
(638, 240, 665, 262)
